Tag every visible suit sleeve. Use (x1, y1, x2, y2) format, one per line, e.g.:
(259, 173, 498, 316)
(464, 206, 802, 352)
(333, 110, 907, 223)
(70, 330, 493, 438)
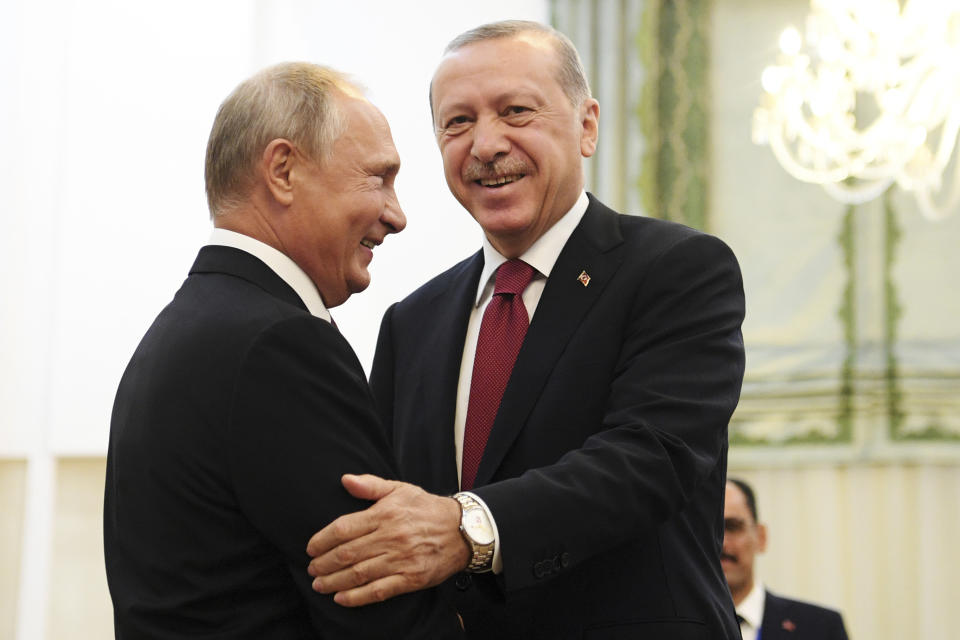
(829, 609, 850, 640)
(227, 315, 461, 639)
(473, 232, 745, 591)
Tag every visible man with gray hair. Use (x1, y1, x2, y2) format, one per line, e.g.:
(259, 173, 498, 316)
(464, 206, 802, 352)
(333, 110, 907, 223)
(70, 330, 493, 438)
(103, 62, 461, 638)
(307, 20, 746, 640)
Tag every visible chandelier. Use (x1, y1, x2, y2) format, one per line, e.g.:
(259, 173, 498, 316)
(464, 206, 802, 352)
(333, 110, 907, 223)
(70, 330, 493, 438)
(752, 0, 960, 220)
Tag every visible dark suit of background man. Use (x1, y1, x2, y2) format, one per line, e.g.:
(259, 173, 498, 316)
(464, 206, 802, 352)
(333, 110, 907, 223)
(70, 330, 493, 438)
(306, 20, 746, 640)
(103, 62, 462, 639)
(724, 478, 850, 640)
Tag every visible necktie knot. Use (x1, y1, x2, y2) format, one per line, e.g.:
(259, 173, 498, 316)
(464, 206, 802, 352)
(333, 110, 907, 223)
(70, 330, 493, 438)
(494, 259, 535, 296)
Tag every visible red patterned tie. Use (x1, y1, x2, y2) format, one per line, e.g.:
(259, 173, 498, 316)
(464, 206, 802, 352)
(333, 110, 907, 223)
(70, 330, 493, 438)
(461, 259, 536, 490)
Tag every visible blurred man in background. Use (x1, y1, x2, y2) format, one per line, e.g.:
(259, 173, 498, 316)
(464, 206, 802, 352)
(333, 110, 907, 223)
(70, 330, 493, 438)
(724, 478, 849, 640)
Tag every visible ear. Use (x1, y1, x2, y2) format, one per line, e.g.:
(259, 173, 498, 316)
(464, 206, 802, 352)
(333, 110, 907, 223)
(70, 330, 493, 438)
(262, 138, 297, 206)
(579, 98, 599, 158)
(757, 522, 768, 553)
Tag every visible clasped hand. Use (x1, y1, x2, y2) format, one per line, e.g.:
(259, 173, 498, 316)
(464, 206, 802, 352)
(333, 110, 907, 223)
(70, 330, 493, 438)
(306, 474, 469, 606)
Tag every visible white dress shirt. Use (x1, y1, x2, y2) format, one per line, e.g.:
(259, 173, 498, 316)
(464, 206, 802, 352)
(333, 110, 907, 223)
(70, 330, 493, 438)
(207, 228, 332, 322)
(455, 191, 589, 573)
(736, 580, 766, 640)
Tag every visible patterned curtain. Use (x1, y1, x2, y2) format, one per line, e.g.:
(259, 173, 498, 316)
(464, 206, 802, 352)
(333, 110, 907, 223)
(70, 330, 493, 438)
(551, 0, 712, 230)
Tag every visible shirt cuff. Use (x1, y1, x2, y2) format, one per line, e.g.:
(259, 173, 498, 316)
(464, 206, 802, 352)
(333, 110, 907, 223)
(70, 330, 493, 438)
(460, 491, 502, 574)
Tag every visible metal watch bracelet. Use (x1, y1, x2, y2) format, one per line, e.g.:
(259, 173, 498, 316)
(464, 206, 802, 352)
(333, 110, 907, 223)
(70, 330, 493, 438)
(453, 492, 495, 572)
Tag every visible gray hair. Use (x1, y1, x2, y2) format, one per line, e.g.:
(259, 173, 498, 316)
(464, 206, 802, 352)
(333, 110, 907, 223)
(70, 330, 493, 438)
(204, 62, 361, 217)
(430, 20, 591, 120)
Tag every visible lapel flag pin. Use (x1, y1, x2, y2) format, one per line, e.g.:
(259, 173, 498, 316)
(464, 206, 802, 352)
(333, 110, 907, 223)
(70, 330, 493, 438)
(577, 270, 591, 287)
(782, 619, 796, 632)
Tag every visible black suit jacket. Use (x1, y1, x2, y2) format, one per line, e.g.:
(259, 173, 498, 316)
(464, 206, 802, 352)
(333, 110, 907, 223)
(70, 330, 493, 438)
(760, 591, 849, 640)
(104, 245, 460, 639)
(370, 195, 746, 639)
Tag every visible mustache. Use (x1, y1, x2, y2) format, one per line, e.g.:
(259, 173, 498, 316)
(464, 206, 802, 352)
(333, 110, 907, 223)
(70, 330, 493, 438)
(463, 157, 530, 182)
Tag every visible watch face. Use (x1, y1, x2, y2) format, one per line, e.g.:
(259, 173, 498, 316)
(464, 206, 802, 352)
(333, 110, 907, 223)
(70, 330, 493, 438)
(463, 508, 495, 545)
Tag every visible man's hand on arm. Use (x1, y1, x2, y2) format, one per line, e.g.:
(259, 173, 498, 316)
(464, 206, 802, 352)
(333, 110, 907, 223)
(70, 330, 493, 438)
(306, 474, 470, 607)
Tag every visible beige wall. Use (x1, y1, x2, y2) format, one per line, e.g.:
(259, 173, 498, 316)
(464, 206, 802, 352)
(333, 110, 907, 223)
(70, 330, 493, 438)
(0, 461, 26, 640)
(730, 462, 960, 640)
(0, 459, 112, 640)
(47, 459, 112, 639)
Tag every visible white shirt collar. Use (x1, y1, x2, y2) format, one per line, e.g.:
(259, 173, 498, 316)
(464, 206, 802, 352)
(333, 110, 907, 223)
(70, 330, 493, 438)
(737, 579, 766, 630)
(206, 228, 332, 322)
(474, 190, 589, 306)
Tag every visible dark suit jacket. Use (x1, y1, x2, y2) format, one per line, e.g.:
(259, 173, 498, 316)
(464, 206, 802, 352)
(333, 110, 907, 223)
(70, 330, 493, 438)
(104, 245, 460, 639)
(760, 591, 849, 640)
(370, 195, 746, 639)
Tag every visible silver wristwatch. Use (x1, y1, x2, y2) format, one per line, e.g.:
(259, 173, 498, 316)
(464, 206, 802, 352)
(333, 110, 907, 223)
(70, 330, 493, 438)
(453, 492, 495, 573)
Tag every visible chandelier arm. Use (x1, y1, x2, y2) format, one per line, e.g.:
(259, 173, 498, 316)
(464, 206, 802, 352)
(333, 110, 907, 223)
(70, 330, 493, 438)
(767, 125, 851, 184)
(932, 107, 960, 172)
(823, 178, 895, 205)
(914, 140, 960, 220)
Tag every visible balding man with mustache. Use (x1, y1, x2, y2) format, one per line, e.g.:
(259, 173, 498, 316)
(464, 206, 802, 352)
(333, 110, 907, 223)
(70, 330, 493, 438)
(306, 20, 747, 640)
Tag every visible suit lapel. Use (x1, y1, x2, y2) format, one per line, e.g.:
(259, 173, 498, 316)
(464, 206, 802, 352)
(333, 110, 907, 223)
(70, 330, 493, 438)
(474, 197, 626, 486)
(761, 591, 788, 639)
(418, 252, 484, 493)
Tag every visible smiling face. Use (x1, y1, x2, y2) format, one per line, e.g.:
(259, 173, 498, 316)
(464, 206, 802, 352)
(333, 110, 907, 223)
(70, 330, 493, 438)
(722, 481, 767, 605)
(431, 34, 598, 257)
(281, 96, 404, 307)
